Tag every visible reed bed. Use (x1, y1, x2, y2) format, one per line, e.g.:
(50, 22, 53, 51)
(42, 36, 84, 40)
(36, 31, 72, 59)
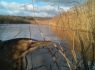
(50, 0, 95, 69)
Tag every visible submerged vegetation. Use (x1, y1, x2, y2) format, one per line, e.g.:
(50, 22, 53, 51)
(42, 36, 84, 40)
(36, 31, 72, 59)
(50, 0, 95, 69)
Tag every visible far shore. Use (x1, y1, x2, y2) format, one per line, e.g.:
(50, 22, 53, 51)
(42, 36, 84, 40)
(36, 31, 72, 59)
(0, 15, 51, 25)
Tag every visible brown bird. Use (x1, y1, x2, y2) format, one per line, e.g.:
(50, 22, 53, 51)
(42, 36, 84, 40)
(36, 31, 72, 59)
(0, 38, 52, 70)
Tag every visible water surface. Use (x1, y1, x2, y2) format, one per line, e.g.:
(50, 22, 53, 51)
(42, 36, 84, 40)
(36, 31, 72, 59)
(0, 24, 59, 41)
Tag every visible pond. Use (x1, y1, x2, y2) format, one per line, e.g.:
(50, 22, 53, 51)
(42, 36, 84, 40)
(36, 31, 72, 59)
(0, 24, 59, 41)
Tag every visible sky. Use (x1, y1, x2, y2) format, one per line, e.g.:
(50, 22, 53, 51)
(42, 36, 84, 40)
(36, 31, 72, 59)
(0, 0, 86, 17)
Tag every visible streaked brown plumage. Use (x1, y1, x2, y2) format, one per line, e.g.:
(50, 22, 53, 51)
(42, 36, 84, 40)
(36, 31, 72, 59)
(0, 38, 51, 70)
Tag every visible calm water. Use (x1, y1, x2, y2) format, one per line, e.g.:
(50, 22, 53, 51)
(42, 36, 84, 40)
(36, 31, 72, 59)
(0, 24, 59, 41)
(0, 24, 66, 70)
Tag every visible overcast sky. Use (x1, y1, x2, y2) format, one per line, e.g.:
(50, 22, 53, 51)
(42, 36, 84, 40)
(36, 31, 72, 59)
(0, 0, 86, 17)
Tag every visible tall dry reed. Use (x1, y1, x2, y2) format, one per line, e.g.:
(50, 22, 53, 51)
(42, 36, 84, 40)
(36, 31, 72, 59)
(50, 0, 95, 69)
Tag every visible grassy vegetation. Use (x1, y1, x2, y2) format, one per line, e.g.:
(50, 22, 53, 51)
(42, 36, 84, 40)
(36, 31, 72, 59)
(0, 15, 51, 24)
(50, 0, 95, 69)
(0, 15, 34, 24)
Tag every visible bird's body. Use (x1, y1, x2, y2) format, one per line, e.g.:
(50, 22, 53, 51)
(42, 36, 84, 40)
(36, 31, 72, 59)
(0, 38, 52, 70)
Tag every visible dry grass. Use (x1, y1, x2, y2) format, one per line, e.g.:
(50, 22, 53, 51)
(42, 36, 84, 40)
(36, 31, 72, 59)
(30, 18, 51, 25)
(50, 0, 95, 69)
